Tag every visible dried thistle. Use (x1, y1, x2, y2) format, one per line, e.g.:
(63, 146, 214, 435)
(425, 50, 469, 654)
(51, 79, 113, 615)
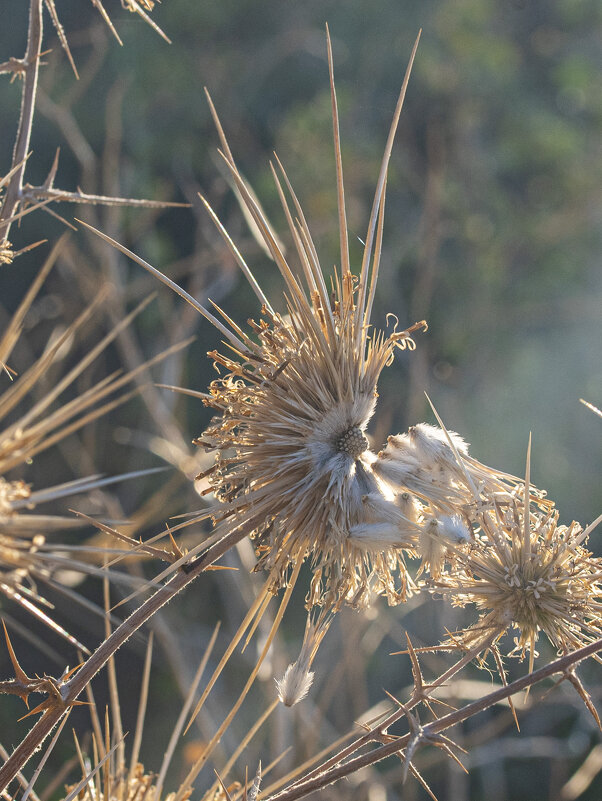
(194, 44, 434, 609)
(82, 31, 426, 613)
(437, 500, 602, 664)
(429, 439, 602, 671)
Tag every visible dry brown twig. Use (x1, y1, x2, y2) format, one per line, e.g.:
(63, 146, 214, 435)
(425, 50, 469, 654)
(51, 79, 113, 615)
(0, 0, 183, 264)
(261, 638, 602, 801)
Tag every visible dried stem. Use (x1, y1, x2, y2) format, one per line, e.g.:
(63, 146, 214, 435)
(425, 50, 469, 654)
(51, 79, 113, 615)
(263, 637, 602, 801)
(0, 0, 43, 245)
(281, 631, 499, 794)
(0, 527, 246, 792)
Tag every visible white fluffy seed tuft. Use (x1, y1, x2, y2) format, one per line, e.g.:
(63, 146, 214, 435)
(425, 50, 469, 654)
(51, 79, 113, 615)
(276, 662, 315, 707)
(438, 514, 472, 544)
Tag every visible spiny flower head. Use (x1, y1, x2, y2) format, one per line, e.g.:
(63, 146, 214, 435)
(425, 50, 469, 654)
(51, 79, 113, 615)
(194, 36, 428, 610)
(435, 480, 602, 669)
(200, 281, 427, 608)
(83, 32, 425, 610)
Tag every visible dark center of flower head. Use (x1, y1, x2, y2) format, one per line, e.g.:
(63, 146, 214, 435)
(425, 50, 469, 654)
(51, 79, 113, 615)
(336, 426, 369, 459)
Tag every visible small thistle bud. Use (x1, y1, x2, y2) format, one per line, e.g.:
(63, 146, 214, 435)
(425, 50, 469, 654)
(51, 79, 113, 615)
(408, 423, 469, 468)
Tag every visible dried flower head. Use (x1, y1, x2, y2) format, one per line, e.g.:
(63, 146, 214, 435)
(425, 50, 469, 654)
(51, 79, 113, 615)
(433, 445, 602, 670)
(194, 35, 432, 611)
(86, 32, 425, 611)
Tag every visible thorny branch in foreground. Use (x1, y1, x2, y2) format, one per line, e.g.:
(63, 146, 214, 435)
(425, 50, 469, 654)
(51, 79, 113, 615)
(262, 636, 602, 801)
(0, 523, 247, 792)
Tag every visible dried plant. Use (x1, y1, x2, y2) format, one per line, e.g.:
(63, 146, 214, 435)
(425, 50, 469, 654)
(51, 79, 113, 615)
(0, 0, 181, 265)
(1, 4, 602, 801)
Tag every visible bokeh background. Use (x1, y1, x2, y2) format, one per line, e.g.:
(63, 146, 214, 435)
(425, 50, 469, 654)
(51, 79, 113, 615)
(1, 1, 602, 800)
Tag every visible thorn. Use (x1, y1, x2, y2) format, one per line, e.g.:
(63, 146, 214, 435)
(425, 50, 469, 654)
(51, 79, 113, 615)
(168, 530, 185, 561)
(17, 696, 88, 721)
(61, 662, 85, 682)
(43, 148, 60, 190)
(404, 633, 453, 716)
(426, 731, 469, 773)
(2, 620, 31, 707)
(565, 667, 601, 730)
(383, 695, 422, 784)
(213, 769, 234, 801)
(3, 620, 29, 685)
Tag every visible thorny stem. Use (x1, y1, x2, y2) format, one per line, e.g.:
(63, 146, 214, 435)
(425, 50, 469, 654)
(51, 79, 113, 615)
(280, 631, 500, 794)
(263, 636, 602, 801)
(0, 526, 246, 792)
(0, 0, 43, 245)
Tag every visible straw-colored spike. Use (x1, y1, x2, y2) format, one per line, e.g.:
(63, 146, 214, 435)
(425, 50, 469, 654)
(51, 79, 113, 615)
(272, 153, 336, 338)
(326, 24, 350, 285)
(198, 193, 275, 313)
(0, 235, 64, 365)
(523, 432, 532, 559)
(154, 622, 221, 801)
(184, 576, 273, 735)
(76, 219, 248, 352)
(216, 151, 308, 308)
(178, 558, 304, 793)
(269, 162, 319, 299)
(126, 632, 153, 790)
(356, 30, 421, 342)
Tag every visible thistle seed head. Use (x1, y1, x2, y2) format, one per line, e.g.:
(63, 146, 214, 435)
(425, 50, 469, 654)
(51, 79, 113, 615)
(193, 43, 426, 610)
(435, 500, 602, 663)
(201, 297, 423, 608)
(336, 426, 369, 459)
